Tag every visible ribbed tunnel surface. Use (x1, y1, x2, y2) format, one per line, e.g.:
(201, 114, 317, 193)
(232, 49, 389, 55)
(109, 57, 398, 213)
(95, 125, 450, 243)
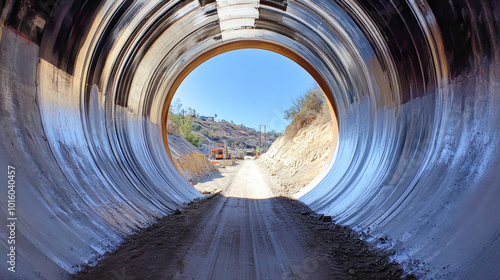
(0, 0, 499, 279)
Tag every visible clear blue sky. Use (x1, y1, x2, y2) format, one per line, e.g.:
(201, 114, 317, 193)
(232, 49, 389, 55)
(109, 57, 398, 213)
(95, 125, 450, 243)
(173, 49, 317, 133)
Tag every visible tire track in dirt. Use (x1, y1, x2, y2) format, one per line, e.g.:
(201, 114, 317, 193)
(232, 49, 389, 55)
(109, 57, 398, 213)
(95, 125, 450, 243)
(174, 160, 337, 280)
(75, 159, 413, 280)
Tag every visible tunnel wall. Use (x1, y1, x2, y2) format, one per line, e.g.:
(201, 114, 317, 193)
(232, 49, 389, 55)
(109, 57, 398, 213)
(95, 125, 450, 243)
(297, 0, 500, 278)
(0, 0, 499, 279)
(0, 1, 202, 279)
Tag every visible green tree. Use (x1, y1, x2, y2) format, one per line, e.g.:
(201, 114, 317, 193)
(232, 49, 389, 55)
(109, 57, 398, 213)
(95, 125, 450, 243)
(185, 133, 202, 147)
(167, 108, 203, 147)
(178, 115, 202, 147)
(167, 111, 183, 135)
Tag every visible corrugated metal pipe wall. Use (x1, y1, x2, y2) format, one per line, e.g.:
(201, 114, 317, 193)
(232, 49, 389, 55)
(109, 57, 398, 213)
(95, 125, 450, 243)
(0, 0, 499, 279)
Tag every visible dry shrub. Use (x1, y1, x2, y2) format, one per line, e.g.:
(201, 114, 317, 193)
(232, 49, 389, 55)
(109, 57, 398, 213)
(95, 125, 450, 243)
(283, 85, 332, 139)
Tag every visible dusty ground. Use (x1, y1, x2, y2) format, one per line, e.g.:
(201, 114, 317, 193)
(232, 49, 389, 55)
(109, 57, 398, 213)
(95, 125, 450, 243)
(74, 159, 414, 280)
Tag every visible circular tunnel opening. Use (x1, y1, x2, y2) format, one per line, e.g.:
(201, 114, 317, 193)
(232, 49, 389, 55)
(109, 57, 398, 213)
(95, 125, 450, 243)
(163, 47, 339, 193)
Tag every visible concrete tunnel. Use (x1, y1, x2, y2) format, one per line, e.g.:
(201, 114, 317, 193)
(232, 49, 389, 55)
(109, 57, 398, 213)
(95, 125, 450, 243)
(0, 0, 499, 278)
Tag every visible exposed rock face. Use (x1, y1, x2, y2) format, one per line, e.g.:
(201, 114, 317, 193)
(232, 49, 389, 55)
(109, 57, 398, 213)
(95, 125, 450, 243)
(168, 135, 217, 184)
(258, 117, 338, 195)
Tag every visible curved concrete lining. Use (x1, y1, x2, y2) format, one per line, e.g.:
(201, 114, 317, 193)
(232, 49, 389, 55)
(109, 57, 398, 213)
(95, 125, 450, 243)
(0, 0, 499, 279)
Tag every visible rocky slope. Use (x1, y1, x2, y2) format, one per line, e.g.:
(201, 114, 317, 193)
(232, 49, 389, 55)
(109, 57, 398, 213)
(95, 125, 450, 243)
(168, 134, 217, 184)
(192, 119, 280, 149)
(258, 115, 338, 195)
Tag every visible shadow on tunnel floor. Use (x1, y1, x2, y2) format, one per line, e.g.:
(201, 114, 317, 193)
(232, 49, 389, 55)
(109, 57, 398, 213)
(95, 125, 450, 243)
(72, 193, 416, 280)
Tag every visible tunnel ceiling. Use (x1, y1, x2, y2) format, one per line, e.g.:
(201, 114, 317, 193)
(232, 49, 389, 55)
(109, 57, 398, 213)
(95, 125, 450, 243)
(0, 0, 499, 279)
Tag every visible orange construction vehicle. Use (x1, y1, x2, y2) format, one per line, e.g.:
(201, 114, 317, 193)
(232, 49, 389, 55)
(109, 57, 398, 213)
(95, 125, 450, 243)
(211, 147, 224, 159)
(211, 143, 230, 160)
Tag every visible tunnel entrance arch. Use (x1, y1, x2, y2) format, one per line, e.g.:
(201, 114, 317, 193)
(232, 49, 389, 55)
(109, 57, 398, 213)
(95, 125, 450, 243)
(160, 42, 340, 172)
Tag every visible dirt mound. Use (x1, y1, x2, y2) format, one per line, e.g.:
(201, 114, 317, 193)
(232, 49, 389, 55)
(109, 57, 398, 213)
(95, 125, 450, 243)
(258, 116, 338, 195)
(168, 134, 217, 184)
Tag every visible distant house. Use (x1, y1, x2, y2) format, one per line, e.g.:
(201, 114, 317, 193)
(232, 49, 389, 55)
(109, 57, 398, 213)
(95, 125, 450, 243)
(199, 116, 215, 122)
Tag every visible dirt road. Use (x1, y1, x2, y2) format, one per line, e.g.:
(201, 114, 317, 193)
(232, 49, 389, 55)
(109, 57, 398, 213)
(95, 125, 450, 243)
(75, 159, 411, 280)
(174, 159, 337, 279)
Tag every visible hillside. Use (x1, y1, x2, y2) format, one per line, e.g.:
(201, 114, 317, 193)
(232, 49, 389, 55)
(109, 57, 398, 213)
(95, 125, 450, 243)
(167, 99, 281, 150)
(257, 86, 338, 195)
(191, 119, 280, 150)
(258, 114, 337, 195)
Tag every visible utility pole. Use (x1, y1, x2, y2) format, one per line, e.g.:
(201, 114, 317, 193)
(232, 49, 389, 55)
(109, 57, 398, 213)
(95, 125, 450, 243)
(264, 125, 267, 153)
(258, 125, 261, 153)
(259, 125, 266, 153)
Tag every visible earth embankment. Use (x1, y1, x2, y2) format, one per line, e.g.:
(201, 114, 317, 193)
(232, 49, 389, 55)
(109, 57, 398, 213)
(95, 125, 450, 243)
(258, 116, 338, 195)
(168, 134, 217, 184)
